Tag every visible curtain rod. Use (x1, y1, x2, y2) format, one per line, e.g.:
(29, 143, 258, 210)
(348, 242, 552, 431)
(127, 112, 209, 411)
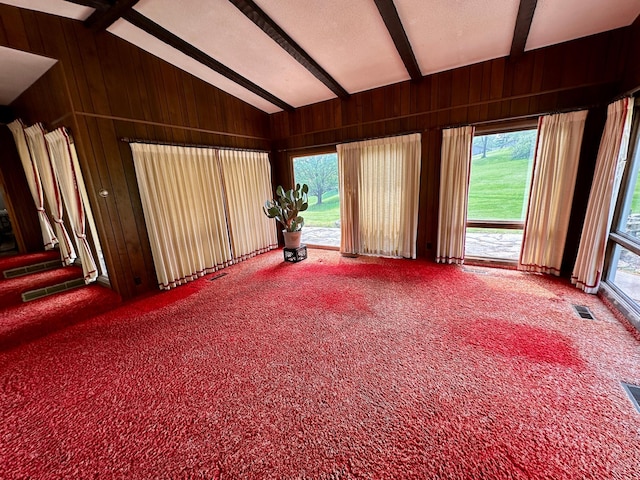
(275, 100, 624, 153)
(276, 130, 424, 153)
(119, 137, 270, 154)
(459, 102, 613, 130)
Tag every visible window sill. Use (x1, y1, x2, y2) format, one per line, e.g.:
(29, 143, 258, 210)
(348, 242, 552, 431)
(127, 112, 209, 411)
(599, 281, 640, 334)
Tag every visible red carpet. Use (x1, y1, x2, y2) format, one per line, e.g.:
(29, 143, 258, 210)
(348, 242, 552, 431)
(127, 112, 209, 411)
(0, 250, 60, 273)
(0, 266, 84, 308)
(0, 250, 639, 478)
(0, 284, 122, 351)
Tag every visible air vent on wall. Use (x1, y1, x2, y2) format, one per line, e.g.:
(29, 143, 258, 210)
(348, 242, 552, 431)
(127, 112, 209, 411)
(573, 305, 595, 320)
(621, 382, 640, 414)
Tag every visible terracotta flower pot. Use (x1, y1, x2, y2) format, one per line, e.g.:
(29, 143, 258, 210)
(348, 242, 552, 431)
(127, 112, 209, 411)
(283, 230, 302, 249)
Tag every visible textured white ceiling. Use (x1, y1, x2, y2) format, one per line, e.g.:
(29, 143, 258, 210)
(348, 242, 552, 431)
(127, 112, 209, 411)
(396, 0, 520, 75)
(253, 0, 409, 94)
(1, 0, 639, 113)
(0, 46, 57, 104)
(0, 0, 93, 20)
(133, 0, 335, 109)
(526, 0, 640, 51)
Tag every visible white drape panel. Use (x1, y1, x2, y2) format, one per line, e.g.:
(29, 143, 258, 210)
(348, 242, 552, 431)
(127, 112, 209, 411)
(337, 144, 361, 255)
(45, 128, 98, 283)
(131, 143, 232, 290)
(337, 133, 421, 258)
(436, 126, 474, 264)
(218, 149, 277, 260)
(24, 123, 76, 265)
(572, 99, 634, 293)
(519, 110, 587, 275)
(7, 119, 58, 250)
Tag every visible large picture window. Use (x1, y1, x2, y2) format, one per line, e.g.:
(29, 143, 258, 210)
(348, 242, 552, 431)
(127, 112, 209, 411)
(465, 126, 537, 262)
(292, 151, 340, 248)
(605, 102, 640, 316)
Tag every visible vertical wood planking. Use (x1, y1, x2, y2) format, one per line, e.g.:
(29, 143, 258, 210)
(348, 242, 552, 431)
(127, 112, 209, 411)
(269, 28, 631, 261)
(3, 2, 637, 283)
(0, 5, 30, 50)
(3, 4, 271, 298)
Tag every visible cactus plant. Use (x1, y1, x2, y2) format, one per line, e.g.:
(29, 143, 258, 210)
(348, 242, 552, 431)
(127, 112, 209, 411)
(263, 184, 309, 232)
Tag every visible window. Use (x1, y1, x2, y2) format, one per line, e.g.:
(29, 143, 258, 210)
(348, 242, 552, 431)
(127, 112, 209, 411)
(465, 127, 537, 261)
(605, 105, 640, 315)
(292, 151, 340, 248)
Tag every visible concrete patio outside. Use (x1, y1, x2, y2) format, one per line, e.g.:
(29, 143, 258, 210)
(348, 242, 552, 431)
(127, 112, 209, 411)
(301, 226, 639, 303)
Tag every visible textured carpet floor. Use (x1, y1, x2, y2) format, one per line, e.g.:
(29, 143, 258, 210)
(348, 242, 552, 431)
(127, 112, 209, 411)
(1, 250, 639, 479)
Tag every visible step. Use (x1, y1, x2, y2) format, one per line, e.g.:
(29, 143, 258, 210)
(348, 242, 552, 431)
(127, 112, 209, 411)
(0, 250, 62, 278)
(0, 266, 84, 308)
(0, 284, 122, 351)
(22, 278, 87, 302)
(4, 260, 63, 279)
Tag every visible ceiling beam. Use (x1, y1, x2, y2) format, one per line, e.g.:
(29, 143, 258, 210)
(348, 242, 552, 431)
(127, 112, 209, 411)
(228, 0, 349, 100)
(373, 0, 421, 81)
(122, 10, 294, 112)
(84, 0, 139, 32)
(510, 0, 538, 58)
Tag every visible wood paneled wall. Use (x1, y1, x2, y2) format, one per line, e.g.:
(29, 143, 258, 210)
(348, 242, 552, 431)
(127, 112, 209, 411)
(270, 28, 630, 269)
(1, 3, 638, 295)
(0, 106, 13, 123)
(1, 4, 271, 298)
(622, 16, 640, 94)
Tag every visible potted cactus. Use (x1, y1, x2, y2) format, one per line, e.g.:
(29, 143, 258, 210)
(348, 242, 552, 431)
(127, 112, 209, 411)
(263, 183, 309, 248)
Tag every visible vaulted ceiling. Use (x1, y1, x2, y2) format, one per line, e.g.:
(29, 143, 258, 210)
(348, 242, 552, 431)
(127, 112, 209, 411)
(2, 0, 640, 113)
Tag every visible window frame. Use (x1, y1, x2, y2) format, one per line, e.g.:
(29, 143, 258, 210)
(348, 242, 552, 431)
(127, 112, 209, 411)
(288, 146, 340, 250)
(287, 146, 338, 189)
(603, 99, 640, 317)
(465, 118, 538, 262)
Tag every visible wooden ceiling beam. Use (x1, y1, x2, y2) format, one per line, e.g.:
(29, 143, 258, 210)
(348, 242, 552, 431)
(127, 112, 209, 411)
(510, 0, 538, 58)
(84, 0, 139, 32)
(373, 0, 421, 81)
(122, 10, 294, 112)
(229, 0, 349, 100)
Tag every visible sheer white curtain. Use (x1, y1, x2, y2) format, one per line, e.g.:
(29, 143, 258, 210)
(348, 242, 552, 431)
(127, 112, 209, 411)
(218, 149, 277, 260)
(519, 110, 587, 274)
(131, 143, 232, 290)
(337, 133, 421, 258)
(45, 128, 98, 283)
(572, 99, 634, 293)
(436, 126, 474, 264)
(7, 119, 58, 250)
(24, 123, 76, 265)
(337, 145, 361, 255)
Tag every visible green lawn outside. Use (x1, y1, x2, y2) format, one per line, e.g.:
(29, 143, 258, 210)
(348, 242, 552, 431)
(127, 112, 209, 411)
(468, 148, 531, 221)
(631, 168, 640, 214)
(298, 147, 638, 227)
(302, 191, 341, 227)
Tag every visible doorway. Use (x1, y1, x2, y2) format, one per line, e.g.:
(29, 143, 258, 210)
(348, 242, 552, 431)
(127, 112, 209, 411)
(0, 187, 17, 254)
(292, 151, 340, 248)
(465, 128, 537, 262)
